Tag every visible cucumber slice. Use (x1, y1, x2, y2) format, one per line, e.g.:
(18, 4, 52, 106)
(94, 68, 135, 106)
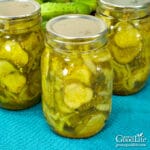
(1, 72, 26, 94)
(0, 60, 16, 77)
(0, 40, 28, 67)
(110, 44, 141, 64)
(66, 65, 91, 85)
(75, 113, 106, 137)
(114, 22, 142, 48)
(64, 83, 93, 109)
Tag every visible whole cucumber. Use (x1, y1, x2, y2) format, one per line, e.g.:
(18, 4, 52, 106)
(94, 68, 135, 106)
(71, 0, 97, 12)
(47, 0, 71, 2)
(35, 0, 43, 4)
(41, 2, 91, 20)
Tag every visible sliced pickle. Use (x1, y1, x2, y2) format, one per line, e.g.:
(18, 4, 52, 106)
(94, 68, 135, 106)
(20, 32, 43, 51)
(75, 113, 106, 137)
(114, 22, 142, 48)
(96, 103, 111, 112)
(0, 40, 28, 66)
(51, 56, 64, 77)
(112, 60, 131, 81)
(55, 91, 73, 114)
(64, 83, 93, 109)
(110, 44, 141, 64)
(82, 55, 97, 74)
(1, 72, 26, 94)
(124, 66, 149, 90)
(91, 48, 111, 63)
(66, 65, 91, 85)
(0, 60, 16, 77)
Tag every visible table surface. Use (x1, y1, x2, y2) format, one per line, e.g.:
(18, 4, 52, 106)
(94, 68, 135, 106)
(0, 78, 150, 150)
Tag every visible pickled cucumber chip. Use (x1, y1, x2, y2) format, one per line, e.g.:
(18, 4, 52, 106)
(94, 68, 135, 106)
(51, 56, 64, 77)
(64, 83, 93, 109)
(66, 65, 91, 85)
(1, 72, 26, 94)
(110, 44, 141, 64)
(114, 22, 142, 48)
(0, 40, 28, 66)
(55, 91, 72, 113)
(0, 60, 16, 77)
(91, 49, 111, 63)
(124, 66, 149, 90)
(82, 55, 97, 74)
(76, 113, 106, 137)
(20, 32, 43, 51)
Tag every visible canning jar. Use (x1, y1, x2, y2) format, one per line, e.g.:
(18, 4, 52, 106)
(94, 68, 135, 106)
(41, 14, 113, 138)
(96, 0, 150, 95)
(0, 0, 44, 110)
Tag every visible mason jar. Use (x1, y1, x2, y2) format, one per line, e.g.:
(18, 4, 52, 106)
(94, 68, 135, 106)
(0, 0, 44, 110)
(96, 0, 150, 95)
(41, 14, 113, 138)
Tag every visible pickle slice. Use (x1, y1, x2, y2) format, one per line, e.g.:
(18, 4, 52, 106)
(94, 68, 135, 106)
(55, 91, 73, 113)
(0, 40, 28, 66)
(1, 72, 26, 94)
(110, 44, 141, 64)
(75, 113, 106, 137)
(109, 22, 142, 64)
(114, 22, 142, 48)
(124, 66, 149, 90)
(82, 55, 97, 74)
(0, 60, 16, 77)
(66, 65, 91, 85)
(64, 83, 93, 109)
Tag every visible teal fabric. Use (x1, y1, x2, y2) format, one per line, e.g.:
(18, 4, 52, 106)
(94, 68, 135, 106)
(0, 78, 150, 150)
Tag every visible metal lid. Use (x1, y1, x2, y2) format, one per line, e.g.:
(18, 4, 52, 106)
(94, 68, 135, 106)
(0, 0, 40, 19)
(100, 0, 150, 9)
(46, 14, 107, 40)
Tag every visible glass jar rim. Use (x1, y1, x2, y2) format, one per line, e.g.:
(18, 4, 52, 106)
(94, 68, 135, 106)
(99, 0, 150, 9)
(46, 14, 108, 41)
(98, 0, 150, 19)
(0, 0, 40, 19)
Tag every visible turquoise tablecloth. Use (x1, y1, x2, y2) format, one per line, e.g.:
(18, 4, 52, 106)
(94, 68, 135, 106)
(0, 78, 150, 150)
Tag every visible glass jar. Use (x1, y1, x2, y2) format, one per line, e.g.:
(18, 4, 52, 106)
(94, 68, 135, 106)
(41, 14, 113, 138)
(0, 0, 44, 110)
(96, 0, 150, 95)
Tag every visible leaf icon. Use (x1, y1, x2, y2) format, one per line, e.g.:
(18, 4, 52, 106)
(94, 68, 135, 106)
(136, 132, 143, 137)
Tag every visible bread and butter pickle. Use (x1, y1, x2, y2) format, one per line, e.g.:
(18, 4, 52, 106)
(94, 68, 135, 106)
(41, 15, 113, 138)
(96, 0, 150, 95)
(0, 0, 44, 109)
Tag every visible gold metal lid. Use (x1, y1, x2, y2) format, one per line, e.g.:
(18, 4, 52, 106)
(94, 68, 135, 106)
(0, 0, 40, 19)
(46, 14, 107, 40)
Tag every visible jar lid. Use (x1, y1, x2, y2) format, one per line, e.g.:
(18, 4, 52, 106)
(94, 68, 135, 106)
(98, 0, 150, 19)
(99, 0, 150, 9)
(46, 14, 107, 40)
(0, 0, 40, 19)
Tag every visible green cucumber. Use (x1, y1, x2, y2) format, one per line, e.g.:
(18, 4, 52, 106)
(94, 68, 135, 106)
(41, 2, 91, 20)
(72, 0, 97, 11)
(35, 0, 43, 4)
(47, 0, 71, 2)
